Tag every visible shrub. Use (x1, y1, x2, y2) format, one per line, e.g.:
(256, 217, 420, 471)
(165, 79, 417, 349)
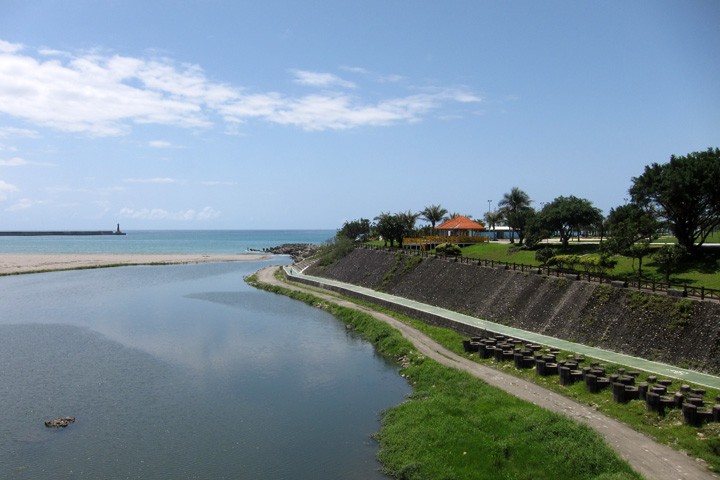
(436, 243, 462, 256)
(535, 246, 555, 265)
(548, 254, 581, 270)
(578, 254, 618, 275)
(317, 235, 355, 266)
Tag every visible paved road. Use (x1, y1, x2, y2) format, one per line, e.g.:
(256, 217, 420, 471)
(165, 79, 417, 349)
(257, 266, 718, 480)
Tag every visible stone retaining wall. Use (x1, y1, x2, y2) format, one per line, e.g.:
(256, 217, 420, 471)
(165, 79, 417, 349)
(305, 249, 720, 374)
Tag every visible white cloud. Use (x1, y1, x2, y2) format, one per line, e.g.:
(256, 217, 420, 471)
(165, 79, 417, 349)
(148, 140, 174, 148)
(0, 40, 22, 54)
(0, 50, 217, 136)
(340, 66, 404, 83)
(0, 157, 28, 166)
(0, 179, 18, 200)
(220, 87, 481, 131)
(119, 206, 220, 220)
(201, 180, 237, 186)
(0, 156, 54, 167)
(291, 69, 356, 89)
(5, 198, 40, 211)
(0, 39, 481, 135)
(124, 177, 178, 184)
(0, 126, 40, 138)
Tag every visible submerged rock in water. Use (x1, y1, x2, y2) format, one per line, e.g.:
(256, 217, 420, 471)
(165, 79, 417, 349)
(44, 416, 75, 428)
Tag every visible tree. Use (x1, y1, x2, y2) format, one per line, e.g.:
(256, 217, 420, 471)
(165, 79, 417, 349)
(524, 213, 551, 248)
(605, 203, 659, 252)
(420, 204, 447, 234)
(505, 207, 536, 246)
(604, 203, 659, 278)
(539, 196, 603, 249)
(653, 244, 687, 282)
(373, 212, 397, 247)
(498, 187, 532, 243)
(626, 241, 652, 278)
(396, 210, 420, 246)
(337, 218, 371, 242)
(483, 210, 503, 230)
(374, 211, 417, 248)
(630, 147, 720, 254)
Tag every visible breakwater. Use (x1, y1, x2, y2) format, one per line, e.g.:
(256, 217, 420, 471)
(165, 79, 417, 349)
(0, 231, 125, 236)
(305, 248, 720, 375)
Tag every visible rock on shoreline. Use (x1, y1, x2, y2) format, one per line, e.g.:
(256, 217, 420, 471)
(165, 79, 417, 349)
(260, 243, 321, 262)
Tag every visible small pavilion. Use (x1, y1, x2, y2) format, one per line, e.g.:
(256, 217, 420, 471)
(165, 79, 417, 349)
(435, 216, 485, 237)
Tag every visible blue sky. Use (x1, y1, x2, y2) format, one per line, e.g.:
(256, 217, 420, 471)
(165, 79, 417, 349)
(0, 1, 718, 230)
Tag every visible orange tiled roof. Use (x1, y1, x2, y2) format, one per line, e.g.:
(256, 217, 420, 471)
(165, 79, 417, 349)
(436, 215, 485, 230)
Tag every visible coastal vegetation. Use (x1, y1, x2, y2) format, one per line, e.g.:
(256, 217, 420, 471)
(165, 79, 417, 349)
(334, 147, 720, 290)
(246, 272, 641, 480)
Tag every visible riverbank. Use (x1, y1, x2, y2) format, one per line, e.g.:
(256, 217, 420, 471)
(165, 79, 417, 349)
(248, 267, 644, 480)
(0, 253, 269, 275)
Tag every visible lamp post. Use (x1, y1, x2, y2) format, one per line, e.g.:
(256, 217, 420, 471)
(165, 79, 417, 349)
(487, 199, 492, 215)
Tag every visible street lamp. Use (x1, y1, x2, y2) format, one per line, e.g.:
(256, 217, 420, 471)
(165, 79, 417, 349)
(487, 199, 492, 214)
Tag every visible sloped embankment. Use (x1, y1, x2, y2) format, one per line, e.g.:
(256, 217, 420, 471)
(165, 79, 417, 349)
(306, 248, 720, 374)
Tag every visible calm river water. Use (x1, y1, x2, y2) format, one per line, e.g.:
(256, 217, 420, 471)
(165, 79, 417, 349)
(0, 260, 410, 479)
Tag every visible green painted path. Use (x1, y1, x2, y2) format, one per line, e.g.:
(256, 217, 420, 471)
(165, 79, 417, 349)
(285, 267, 720, 390)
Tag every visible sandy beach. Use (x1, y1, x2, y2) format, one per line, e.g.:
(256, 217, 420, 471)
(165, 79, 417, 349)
(0, 253, 270, 275)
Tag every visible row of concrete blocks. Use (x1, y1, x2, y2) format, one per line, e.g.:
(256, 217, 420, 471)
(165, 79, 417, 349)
(462, 336, 720, 427)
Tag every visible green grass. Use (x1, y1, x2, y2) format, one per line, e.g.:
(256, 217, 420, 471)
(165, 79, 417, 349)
(377, 308, 720, 474)
(369, 234, 720, 289)
(455, 242, 720, 291)
(378, 360, 640, 480)
(246, 273, 641, 480)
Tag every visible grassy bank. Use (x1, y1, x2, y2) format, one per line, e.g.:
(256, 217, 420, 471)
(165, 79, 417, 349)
(246, 272, 641, 480)
(357, 300, 720, 474)
(369, 241, 720, 291)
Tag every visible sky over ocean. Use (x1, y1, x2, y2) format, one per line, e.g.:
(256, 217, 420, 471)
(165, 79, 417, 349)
(0, 1, 718, 230)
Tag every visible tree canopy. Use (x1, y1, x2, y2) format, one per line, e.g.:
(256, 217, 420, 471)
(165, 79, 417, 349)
(337, 218, 371, 242)
(604, 203, 660, 254)
(374, 211, 418, 247)
(630, 147, 720, 253)
(420, 204, 447, 233)
(540, 195, 603, 248)
(498, 187, 532, 244)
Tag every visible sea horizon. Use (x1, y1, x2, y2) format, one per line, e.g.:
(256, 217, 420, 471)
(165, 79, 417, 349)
(0, 229, 335, 255)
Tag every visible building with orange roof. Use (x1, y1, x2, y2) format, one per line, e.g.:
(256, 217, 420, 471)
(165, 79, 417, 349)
(435, 215, 485, 237)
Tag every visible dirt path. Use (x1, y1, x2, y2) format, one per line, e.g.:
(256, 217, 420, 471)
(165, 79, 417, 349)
(256, 266, 718, 480)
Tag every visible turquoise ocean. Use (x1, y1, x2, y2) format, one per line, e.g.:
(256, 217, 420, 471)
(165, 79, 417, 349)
(0, 229, 334, 254)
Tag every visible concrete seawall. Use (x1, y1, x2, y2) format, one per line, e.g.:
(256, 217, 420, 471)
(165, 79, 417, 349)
(306, 248, 720, 374)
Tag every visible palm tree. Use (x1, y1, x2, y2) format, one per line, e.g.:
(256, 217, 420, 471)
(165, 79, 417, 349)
(420, 204, 448, 234)
(498, 187, 532, 243)
(498, 187, 532, 214)
(484, 210, 503, 230)
(397, 210, 420, 236)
